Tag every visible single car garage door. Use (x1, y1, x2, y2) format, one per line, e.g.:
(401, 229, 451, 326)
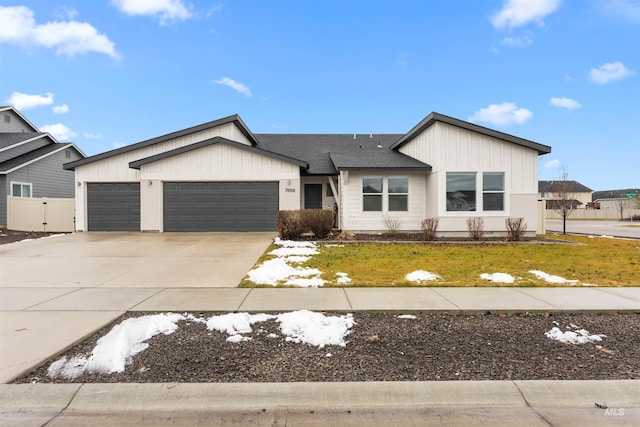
(163, 182, 279, 232)
(87, 183, 140, 231)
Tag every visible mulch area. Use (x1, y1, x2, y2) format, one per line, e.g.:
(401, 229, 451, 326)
(0, 228, 63, 245)
(13, 312, 640, 384)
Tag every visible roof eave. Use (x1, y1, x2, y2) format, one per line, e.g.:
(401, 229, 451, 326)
(391, 112, 552, 155)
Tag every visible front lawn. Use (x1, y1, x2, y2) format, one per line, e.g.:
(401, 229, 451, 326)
(240, 235, 640, 287)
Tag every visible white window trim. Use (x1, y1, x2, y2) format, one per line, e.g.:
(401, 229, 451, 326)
(10, 181, 33, 197)
(482, 172, 506, 212)
(443, 171, 509, 216)
(362, 175, 409, 213)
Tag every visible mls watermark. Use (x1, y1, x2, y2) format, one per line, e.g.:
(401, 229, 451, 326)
(604, 408, 625, 417)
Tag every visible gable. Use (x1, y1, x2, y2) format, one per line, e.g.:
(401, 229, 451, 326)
(0, 107, 40, 133)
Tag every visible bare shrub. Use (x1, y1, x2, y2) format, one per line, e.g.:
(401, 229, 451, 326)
(335, 230, 354, 241)
(505, 217, 528, 241)
(301, 209, 333, 239)
(277, 210, 304, 240)
(382, 214, 402, 235)
(421, 217, 439, 241)
(467, 217, 484, 241)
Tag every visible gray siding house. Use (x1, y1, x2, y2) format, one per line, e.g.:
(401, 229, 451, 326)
(0, 106, 85, 226)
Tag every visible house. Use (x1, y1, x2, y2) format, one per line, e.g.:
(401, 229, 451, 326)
(538, 180, 593, 210)
(64, 112, 551, 237)
(0, 106, 85, 227)
(592, 189, 640, 212)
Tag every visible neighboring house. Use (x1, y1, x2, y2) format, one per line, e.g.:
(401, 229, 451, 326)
(0, 106, 85, 226)
(538, 180, 593, 210)
(64, 112, 551, 236)
(592, 189, 640, 211)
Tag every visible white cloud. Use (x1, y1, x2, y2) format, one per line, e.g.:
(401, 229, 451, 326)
(83, 132, 101, 139)
(589, 62, 635, 84)
(469, 102, 533, 126)
(112, 0, 193, 24)
(492, 0, 561, 30)
(53, 104, 69, 114)
(500, 35, 533, 48)
(214, 77, 252, 97)
(550, 97, 582, 110)
(0, 6, 119, 59)
(595, 0, 640, 23)
(40, 123, 77, 141)
(545, 159, 561, 169)
(5, 91, 54, 110)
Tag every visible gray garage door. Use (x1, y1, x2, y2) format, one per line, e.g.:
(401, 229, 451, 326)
(87, 183, 140, 231)
(163, 182, 279, 232)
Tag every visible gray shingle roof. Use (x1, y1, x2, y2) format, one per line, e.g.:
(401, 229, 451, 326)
(0, 143, 72, 173)
(256, 134, 430, 174)
(0, 133, 47, 150)
(538, 180, 593, 193)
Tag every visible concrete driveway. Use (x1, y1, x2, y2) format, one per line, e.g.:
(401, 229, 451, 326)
(0, 232, 275, 383)
(0, 232, 275, 288)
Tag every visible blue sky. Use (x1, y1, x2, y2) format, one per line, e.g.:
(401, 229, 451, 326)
(1, 0, 638, 191)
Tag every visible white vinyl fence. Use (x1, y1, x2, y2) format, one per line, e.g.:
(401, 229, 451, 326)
(7, 196, 75, 232)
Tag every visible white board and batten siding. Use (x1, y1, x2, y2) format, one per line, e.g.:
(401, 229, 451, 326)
(398, 121, 540, 235)
(74, 122, 265, 231)
(136, 143, 301, 231)
(339, 171, 427, 231)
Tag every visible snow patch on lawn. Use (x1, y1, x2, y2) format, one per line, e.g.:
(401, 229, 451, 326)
(406, 270, 440, 283)
(529, 270, 578, 284)
(545, 324, 605, 345)
(480, 272, 515, 283)
(47, 313, 184, 379)
(336, 272, 352, 284)
(247, 238, 325, 286)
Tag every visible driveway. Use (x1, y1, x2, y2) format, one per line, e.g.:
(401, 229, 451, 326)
(0, 232, 275, 288)
(0, 232, 275, 383)
(546, 219, 640, 239)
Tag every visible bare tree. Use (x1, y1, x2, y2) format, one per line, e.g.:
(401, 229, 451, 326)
(614, 198, 626, 220)
(550, 168, 577, 235)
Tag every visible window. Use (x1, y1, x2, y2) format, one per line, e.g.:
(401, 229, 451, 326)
(388, 176, 408, 211)
(483, 173, 504, 211)
(11, 182, 32, 197)
(363, 176, 383, 211)
(326, 183, 334, 197)
(446, 173, 476, 211)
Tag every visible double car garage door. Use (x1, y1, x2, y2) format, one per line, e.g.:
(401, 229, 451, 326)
(87, 182, 279, 232)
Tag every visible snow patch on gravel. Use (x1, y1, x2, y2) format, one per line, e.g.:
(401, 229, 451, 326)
(406, 270, 440, 282)
(545, 324, 605, 344)
(47, 310, 356, 379)
(397, 314, 417, 319)
(529, 270, 578, 284)
(47, 313, 184, 379)
(480, 272, 515, 283)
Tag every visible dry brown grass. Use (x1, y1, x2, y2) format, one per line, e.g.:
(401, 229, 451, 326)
(240, 235, 640, 287)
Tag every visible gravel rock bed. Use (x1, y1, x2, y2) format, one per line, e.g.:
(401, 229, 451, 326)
(14, 312, 639, 384)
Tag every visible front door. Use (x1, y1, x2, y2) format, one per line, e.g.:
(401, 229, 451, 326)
(304, 184, 323, 209)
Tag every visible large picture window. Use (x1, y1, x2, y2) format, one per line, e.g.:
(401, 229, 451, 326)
(388, 176, 408, 211)
(446, 173, 476, 211)
(483, 172, 504, 211)
(363, 176, 383, 211)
